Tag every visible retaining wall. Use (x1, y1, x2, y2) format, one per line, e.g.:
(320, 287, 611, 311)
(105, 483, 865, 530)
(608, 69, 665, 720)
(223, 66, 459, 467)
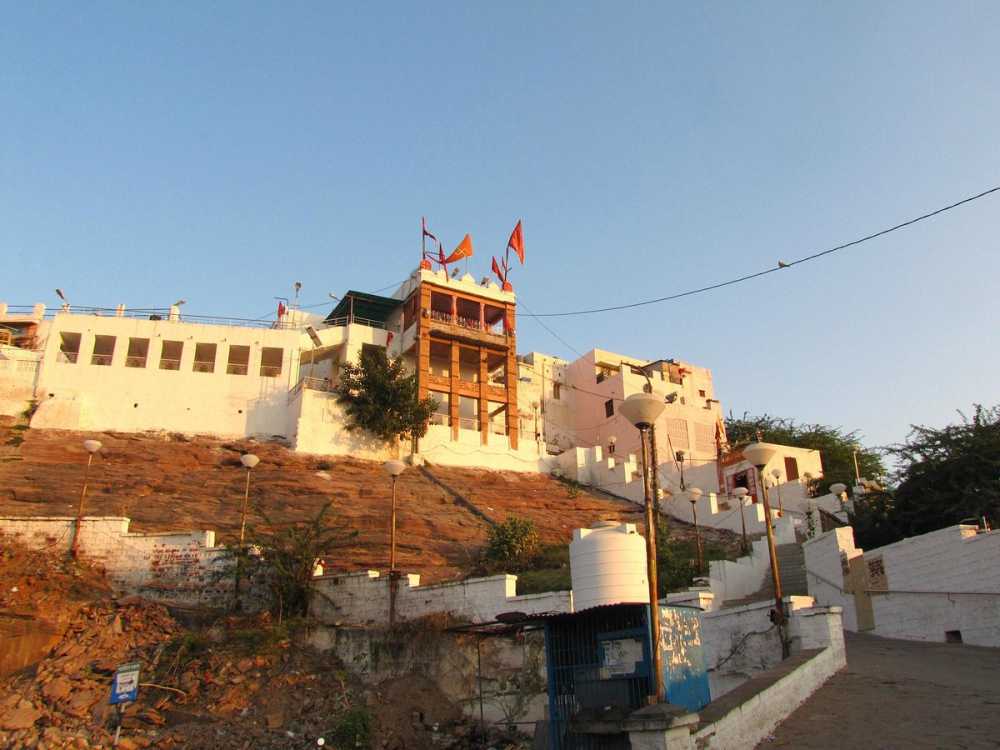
(311, 570, 572, 626)
(0, 515, 238, 607)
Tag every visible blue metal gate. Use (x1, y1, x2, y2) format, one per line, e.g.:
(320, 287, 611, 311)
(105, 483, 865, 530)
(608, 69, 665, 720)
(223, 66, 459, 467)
(543, 604, 651, 750)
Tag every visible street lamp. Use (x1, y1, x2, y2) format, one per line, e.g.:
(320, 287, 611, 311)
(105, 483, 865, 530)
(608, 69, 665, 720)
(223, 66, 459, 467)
(233, 453, 259, 611)
(771, 467, 784, 516)
(383, 459, 406, 625)
(675, 450, 686, 491)
(742, 441, 789, 657)
(733, 487, 750, 554)
(620, 392, 667, 703)
(70, 440, 102, 559)
(687, 487, 704, 574)
(238, 454, 260, 546)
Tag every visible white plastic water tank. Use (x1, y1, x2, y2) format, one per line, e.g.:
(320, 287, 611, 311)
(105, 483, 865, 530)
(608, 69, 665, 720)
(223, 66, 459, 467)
(569, 521, 648, 611)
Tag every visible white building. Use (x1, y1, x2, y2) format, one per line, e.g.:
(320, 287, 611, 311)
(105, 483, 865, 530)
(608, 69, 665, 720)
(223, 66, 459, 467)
(1, 270, 828, 526)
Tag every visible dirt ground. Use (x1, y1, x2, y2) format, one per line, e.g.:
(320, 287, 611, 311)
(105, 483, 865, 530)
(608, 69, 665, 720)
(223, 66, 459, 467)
(761, 632, 1000, 749)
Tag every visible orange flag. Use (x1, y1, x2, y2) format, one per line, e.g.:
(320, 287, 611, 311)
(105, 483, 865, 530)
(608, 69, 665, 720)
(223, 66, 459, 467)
(444, 234, 474, 264)
(507, 220, 524, 264)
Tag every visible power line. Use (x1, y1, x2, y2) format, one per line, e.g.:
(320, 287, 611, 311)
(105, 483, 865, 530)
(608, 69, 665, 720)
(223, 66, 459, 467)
(516, 296, 585, 358)
(522, 185, 1000, 318)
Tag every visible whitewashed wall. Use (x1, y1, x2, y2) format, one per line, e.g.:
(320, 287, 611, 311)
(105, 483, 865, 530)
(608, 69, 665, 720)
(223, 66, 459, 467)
(311, 570, 572, 626)
(0, 515, 238, 607)
(804, 524, 1000, 646)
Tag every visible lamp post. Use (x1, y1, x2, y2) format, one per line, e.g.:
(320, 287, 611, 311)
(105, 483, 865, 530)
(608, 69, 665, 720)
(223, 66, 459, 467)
(770, 468, 784, 516)
(233, 453, 259, 610)
(238, 454, 260, 546)
(733, 487, 750, 554)
(383, 459, 406, 625)
(620, 392, 667, 703)
(70, 440, 102, 559)
(687, 487, 704, 574)
(742, 442, 789, 657)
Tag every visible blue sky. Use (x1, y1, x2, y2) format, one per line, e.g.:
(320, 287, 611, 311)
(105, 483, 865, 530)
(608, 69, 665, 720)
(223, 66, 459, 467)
(3, 2, 998, 450)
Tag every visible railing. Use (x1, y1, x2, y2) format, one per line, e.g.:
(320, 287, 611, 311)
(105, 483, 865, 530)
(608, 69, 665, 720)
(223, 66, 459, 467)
(90, 354, 113, 366)
(124, 356, 147, 368)
(226, 363, 249, 375)
(294, 376, 334, 393)
(428, 309, 453, 324)
(325, 315, 387, 330)
(159, 358, 181, 371)
(259, 365, 282, 378)
(57, 351, 79, 364)
(192, 361, 215, 373)
(456, 316, 481, 330)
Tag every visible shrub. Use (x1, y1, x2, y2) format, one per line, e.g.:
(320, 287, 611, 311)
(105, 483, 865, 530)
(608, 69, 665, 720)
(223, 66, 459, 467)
(483, 516, 540, 572)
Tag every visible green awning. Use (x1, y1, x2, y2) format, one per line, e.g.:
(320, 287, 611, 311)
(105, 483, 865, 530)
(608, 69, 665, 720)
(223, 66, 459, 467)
(324, 291, 401, 325)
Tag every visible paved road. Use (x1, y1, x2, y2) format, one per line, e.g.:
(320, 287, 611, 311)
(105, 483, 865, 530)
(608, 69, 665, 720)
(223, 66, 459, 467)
(761, 632, 1000, 749)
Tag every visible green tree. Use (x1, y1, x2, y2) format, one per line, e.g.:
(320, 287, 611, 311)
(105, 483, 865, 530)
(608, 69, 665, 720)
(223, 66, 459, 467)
(877, 404, 1000, 538)
(247, 504, 358, 618)
(482, 516, 540, 572)
(724, 413, 885, 497)
(334, 347, 437, 443)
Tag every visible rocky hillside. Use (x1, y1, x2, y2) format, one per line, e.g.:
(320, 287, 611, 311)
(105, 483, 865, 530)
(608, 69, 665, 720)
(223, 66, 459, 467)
(0, 424, 737, 582)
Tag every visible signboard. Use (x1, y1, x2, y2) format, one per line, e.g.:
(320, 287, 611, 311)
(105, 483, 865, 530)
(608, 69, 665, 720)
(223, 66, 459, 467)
(110, 662, 141, 705)
(600, 637, 644, 677)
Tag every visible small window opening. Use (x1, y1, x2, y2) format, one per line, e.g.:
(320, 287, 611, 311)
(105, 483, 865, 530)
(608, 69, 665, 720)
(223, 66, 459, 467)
(945, 630, 963, 644)
(459, 347, 480, 383)
(226, 345, 250, 375)
(193, 343, 217, 373)
(260, 347, 283, 377)
(160, 340, 183, 371)
(125, 338, 150, 368)
(59, 332, 81, 364)
(429, 391, 450, 426)
(604, 399, 614, 418)
(429, 340, 451, 378)
(698, 389, 706, 397)
(91, 335, 115, 366)
(553, 382, 562, 400)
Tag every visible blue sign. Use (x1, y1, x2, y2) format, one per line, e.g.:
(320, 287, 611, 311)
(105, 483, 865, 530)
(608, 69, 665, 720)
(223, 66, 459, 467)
(110, 662, 141, 705)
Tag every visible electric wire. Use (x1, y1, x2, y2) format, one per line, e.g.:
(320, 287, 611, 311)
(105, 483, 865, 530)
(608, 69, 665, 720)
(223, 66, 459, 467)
(522, 185, 1000, 318)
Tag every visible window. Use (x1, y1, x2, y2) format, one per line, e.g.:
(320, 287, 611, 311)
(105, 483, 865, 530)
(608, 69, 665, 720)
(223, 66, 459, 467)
(553, 382, 562, 400)
(58, 332, 81, 364)
(604, 399, 614, 418)
(484, 304, 505, 335)
(429, 292, 453, 323)
(193, 343, 217, 373)
(455, 297, 481, 330)
(459, 347, 480, 383)
(125, 338, 149, 368)
(458, 395, 480, 431)
(429, 340, 451, 378)
(784, 456, 800, 481)
(91, 335, 115, 366)
(160, 340, 183, 371)
(486, 350, 506, 386)
(226, 345, 250, 375)
(698, 389, 706, 397)
(429, 391, 450, 426)
(260, 347, 283, 377)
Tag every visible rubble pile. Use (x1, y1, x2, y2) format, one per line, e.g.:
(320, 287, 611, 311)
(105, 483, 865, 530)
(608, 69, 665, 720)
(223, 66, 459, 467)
(0, 543, 532, 749)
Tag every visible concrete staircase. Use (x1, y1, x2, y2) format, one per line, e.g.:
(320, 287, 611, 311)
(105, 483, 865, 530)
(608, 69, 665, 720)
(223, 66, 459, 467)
(723, 543, 809, 607)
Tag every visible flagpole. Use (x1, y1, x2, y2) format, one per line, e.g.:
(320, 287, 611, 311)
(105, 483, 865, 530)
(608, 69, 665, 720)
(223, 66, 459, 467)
(421, 217, 426, 259)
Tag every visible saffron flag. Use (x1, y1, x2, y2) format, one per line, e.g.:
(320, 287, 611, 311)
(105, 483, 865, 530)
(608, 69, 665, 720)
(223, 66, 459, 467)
(507, 220, 524, 264)
(443, 234, 474, 264)
(491, 256, 503, 281)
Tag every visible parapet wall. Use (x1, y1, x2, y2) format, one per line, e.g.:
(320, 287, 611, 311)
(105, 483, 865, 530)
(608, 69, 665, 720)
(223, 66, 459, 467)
(311, 570, 573, 626)
(804, 524, 1000, 646)
(0, 515, 236, 608)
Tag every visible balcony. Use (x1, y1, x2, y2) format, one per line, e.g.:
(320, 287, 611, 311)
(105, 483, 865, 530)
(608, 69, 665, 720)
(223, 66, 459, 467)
(125, 356, 147, 368)
(159, 358, 181, 371)
(90, 354, 113, 366)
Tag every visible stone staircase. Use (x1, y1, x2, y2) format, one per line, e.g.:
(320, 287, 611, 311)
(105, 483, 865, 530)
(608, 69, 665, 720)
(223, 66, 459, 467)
(723, 543, 809, 608)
